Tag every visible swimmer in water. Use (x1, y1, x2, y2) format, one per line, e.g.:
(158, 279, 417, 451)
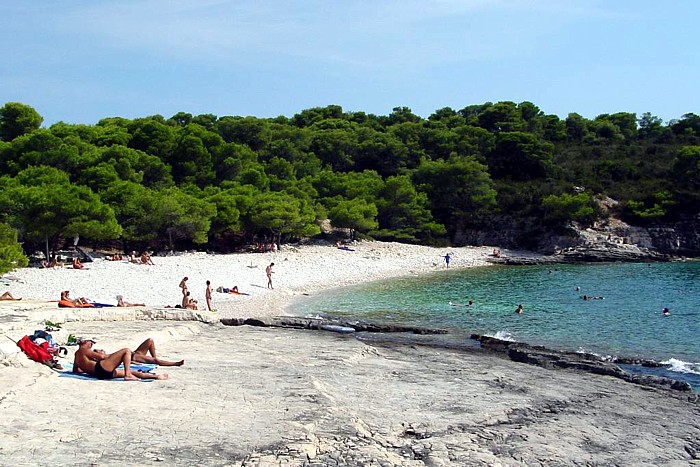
(662, 307, 670, 316)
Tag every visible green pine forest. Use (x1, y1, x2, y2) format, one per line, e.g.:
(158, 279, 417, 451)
(1, 100, 699, 271)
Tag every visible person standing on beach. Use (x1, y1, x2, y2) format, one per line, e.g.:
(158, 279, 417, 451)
(443, 253, 451, 268)
(179, 277, 189, 305)
(205, 280, 213, 311)
(266, 263, 275, 289)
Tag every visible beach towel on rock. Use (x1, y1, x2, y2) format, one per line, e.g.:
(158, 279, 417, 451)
(62, 362, 157, 373)
(58, 362, 157, 382)
(58, 372, 154, 382)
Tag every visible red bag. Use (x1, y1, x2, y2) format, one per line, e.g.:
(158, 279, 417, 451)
(17, 335, 55, 365)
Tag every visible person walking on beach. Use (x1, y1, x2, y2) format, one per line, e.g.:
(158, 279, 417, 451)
(205, 280, 213, 311)
(73, 338, 168, 380)
(266, 263, 275, 289)
(443, 253, 451, 268)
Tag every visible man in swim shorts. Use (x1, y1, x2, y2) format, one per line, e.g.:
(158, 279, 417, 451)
(73, 338, 168, 380)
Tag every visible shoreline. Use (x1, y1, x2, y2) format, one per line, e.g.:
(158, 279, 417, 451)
(2, 241, 700, 465)
(221, 314, 699, 395)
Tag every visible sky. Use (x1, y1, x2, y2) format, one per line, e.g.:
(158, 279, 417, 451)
(1, 0, 699, 127)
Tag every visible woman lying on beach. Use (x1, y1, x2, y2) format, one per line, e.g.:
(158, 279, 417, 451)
(131, 338, 184, 366)
(116, 295, 145, 307)
(1, 291, 21, 300)
(61, 290, 88, 306)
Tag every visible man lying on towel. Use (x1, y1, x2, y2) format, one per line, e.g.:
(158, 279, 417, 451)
(73, 338, 169, 381)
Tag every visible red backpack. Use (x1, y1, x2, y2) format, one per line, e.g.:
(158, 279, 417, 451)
(17, 335, 55, 366)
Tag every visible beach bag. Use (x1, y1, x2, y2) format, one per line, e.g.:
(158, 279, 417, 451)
(17, 335, 56, 366)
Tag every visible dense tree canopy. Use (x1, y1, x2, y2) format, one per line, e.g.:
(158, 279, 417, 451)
(0, 100, 698, 257)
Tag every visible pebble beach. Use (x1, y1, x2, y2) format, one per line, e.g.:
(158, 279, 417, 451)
(1, 241, 699, 466)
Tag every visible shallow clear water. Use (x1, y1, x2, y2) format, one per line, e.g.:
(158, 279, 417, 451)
(289, 261, 700, 389)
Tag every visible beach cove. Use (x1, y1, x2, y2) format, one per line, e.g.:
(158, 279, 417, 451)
(1, 242, 699, 466)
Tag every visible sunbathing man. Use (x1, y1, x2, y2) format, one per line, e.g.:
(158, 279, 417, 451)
(72, 257, 85, 269)
(131, 338, 184, 366)
(72, 338, 168, 380)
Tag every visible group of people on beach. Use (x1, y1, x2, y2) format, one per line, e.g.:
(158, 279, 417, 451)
(178, 277, 200, 311)
(174, 262, 275, 311)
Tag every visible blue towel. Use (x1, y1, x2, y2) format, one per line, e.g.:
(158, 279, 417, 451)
(62, 362, 157, 373)
(58, 372, 154, 382)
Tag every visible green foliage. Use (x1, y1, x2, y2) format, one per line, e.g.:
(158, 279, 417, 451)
(0, 103, 43, 141)
(671, 146, 700, 211)
(0, 99, 698, 253)
(0, 223, 28, 274)
(1, 166, 122, 244)
(487, 132, 554, 180)
(151, 187, 216, 246)
(245, 191, 320, 242)
(328, 198, 378, 232)
(541, 192, 599, 226)
(623, 192, 676, 224)
(413, 157, 497, 230)
(374, 175, 446, 243)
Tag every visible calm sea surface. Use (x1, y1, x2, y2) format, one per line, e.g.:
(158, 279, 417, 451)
(288, 261, 700, 390)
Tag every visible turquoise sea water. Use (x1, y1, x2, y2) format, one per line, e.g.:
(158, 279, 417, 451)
(289, 261, 700, 389)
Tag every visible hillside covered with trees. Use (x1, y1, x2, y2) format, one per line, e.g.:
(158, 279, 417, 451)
(1, 100, 699, 268)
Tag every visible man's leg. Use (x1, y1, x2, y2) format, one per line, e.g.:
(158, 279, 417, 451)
(99, 348, 134, 378)
(113, 369, 169, 380)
